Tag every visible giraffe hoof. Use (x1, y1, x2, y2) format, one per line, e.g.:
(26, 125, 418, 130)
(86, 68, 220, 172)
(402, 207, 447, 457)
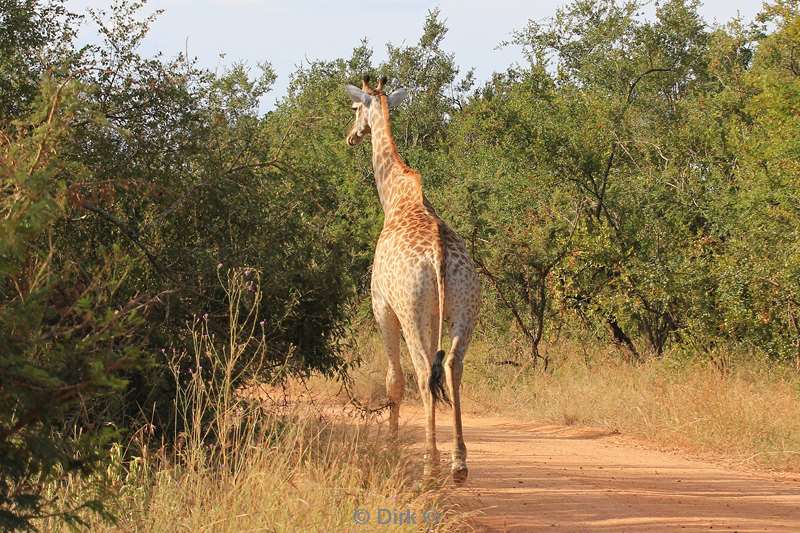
(451, 463, 469, 483)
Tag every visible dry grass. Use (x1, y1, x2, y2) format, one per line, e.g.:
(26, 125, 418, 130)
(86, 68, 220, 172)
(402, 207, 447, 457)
(36, 271, 464, 532)
(40, 385, 460, 532)
(460, 336, 800, 471)
(47, 412, 457, 533)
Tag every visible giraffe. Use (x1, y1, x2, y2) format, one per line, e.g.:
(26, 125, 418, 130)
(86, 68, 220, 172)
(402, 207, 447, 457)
(345, 75, 480, 482)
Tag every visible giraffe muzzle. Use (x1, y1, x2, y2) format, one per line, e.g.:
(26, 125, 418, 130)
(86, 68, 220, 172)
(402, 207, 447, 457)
(347, 132, 364, 146)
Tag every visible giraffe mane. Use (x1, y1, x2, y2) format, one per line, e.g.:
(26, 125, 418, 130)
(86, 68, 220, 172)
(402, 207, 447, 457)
(378, 92, 422, 198)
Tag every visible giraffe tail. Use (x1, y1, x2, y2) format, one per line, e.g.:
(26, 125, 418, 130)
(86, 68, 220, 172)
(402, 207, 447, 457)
(429, 223, 450, 406)
(429, 349, 449, 406)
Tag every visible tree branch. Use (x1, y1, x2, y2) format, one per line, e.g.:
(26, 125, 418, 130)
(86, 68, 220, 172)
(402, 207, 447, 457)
(78, 200, 166, 277)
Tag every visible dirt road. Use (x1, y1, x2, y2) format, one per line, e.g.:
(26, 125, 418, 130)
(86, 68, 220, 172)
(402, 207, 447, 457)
(400, 407, 800, 532)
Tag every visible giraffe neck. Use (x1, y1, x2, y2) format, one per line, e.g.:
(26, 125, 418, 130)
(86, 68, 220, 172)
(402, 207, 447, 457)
(369, 95, 423, 215)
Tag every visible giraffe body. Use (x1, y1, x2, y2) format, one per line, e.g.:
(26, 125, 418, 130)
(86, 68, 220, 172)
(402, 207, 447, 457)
(346, 77, 480, 481)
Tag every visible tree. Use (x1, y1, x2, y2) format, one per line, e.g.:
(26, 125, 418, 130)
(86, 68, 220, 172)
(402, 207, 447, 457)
(0, 0, 78, 122)
(0, 76, 151, 531)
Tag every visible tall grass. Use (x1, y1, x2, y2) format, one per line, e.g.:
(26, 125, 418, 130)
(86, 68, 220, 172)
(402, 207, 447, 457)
(37, 270, 461, 532)
(462, 336, 800, 471)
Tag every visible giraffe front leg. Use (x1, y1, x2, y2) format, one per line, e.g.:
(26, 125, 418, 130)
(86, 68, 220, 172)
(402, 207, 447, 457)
(373, 296, 403, 441)
(385, 343, 403, 442)
(386, 360, 403, 441)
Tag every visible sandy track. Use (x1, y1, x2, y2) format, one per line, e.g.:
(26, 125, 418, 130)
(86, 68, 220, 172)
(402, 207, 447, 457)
(399, 407, 800, 532)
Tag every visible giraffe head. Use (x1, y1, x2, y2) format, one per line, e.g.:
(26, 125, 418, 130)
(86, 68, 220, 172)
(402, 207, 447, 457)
(345, 75, 408, 146)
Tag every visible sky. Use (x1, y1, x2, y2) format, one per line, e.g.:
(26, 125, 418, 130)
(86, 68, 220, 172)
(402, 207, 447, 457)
(65, 0, 764, 109)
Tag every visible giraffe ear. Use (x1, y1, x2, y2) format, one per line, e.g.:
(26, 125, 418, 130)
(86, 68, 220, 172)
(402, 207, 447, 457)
(345, 84, 371, 106)
(386, 88, 408, 109)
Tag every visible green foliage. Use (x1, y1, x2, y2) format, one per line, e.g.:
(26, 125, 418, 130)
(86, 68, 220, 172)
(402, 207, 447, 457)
(1, 0, 799, 528)
(0, 78, 148, 530)
(49, 1, 369, 421)
(438, 0, 800, 362)
(710, 0, 800, 358)
(0, 0, 79, 122)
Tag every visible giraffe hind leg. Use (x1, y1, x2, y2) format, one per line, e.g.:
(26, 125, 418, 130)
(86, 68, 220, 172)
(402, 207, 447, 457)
(445, 326, 473, 483)
(404, 320, 440, 477)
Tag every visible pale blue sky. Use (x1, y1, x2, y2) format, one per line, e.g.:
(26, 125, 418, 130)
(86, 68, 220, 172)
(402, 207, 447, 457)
(65, 0, 763, 108)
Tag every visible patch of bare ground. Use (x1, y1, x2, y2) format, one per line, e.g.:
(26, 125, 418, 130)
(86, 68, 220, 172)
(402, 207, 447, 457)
(254, 360, 800, 533)
(395, 404, 800, 532)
